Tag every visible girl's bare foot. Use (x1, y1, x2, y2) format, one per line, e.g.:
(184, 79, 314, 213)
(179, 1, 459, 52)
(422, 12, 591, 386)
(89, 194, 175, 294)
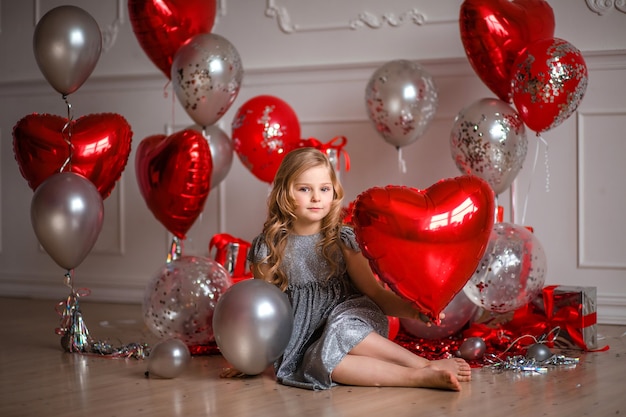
(412, 367, 462, 391)
(431, 358, 472, 382)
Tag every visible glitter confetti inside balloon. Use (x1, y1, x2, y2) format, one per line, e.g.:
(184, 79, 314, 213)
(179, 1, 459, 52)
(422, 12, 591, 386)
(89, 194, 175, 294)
(143, 256, 233, 345)
(511, 37, 588, 133)
(463, 222, 547, 313)
(172, 33, 243, 127)
(450, 98, 528, 195)
(365, 59, 438, 149)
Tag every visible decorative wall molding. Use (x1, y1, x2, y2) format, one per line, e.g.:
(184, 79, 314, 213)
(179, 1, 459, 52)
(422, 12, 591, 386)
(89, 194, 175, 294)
(585, 0, 626, 15)
(265, 0, 455, 34)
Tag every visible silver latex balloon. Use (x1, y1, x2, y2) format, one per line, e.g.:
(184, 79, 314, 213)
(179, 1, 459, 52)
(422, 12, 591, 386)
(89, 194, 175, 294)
(213, 279, 293, 375)
(365, 59, 438, 148)
(143, 256, 233, 345)
(189, 124, 234, 188)
(146, 338, 191, 379)
(172, 33, 244, 127)
(450, 98, 528, 195)
(463, 222, 547, 313)
(458, 337, 486, 360)
(526, 343, 553, 361)
(33, 5, 102, 96)
(400, 290, 479, 339)
(30, 172, 104, 270)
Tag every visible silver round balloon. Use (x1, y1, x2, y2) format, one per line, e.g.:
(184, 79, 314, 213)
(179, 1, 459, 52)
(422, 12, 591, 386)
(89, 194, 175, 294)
(365, 59, 438, 148)
(33, 5, 102, 96)
(450, 98, 528, 195)
(143, 256, 233, 345)
(213, 279, 293, 375)
(463, 222, 547, 313)
(172, 33, 244, 127)
(458, 337, 486, 361)
(189, 124, 234, 188)
(146, 338, 191, 379)
(400, 290, 479, 340)
(31, 172, 104, 270)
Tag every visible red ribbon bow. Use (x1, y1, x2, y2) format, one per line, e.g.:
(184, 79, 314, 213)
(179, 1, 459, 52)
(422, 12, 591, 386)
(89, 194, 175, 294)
(300, 136, 350, 172)
(509, 285, 607, 351)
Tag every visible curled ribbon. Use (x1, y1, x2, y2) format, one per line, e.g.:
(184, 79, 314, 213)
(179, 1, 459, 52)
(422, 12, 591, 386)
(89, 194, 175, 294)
(300, 136, 350, 172)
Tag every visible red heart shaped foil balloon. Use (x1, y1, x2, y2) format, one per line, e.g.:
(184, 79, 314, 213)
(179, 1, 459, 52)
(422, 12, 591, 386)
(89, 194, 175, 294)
(128, 0, 217, 79)
(459, 0, 555, 102)
(352, 176, 495, 322)
(12, 113, 132, 199)
(135, 129, 212, 239)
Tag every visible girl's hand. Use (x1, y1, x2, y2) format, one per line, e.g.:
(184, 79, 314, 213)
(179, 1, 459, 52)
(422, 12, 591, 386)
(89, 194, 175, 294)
(417, 311, 446, 326)
(219, 367, 248, 378)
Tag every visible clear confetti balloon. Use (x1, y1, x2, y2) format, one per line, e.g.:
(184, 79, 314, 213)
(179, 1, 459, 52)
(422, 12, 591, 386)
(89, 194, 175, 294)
(450, 98, 528, 195)
(172, 33, 243, 127)
(463, 222, 547, 313)
(143, 256, 233, 345)
(365, 59, 438, 148)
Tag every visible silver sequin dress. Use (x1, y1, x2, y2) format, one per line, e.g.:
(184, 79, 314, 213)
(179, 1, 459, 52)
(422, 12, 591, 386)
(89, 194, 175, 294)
(248, 226, 389, 390)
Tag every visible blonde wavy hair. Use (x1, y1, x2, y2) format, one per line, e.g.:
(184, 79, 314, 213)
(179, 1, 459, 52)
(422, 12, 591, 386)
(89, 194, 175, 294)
(254, 147, 345, 290)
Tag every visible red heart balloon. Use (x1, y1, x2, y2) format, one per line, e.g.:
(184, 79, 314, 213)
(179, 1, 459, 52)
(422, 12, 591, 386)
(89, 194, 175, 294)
(231, 95, 302, 184)
(135, 129, 212, 239)
(459, 0, 555, 102)
(12, 113, 132, 199)
(352, 176, 495, 322)
(128, 0, 217, 79)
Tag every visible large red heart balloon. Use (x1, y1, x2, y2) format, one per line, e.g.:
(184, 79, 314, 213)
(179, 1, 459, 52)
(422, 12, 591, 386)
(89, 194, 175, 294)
(135, 129, 212, 239)
(352, 176, 495, 322)
(12, 113, 132, 199)
(128, 0, 217, 79)
(459, 0, 555, 102)
(231, 95, 302, 184)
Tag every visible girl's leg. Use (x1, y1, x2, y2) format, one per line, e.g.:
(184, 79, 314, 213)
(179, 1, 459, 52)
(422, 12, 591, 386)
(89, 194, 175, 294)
(331, 354, 461, 391)
(348, 333, 472, 381)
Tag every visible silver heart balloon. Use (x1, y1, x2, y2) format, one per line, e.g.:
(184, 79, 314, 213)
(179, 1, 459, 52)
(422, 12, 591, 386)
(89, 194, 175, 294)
(146, 338, 191, 379)
(33, 5, 102, 96)
(172, 33, 244, 127)
(30, 172, 104, 270)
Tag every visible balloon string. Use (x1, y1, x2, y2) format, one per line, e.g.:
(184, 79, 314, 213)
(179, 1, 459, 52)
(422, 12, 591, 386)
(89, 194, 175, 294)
(59, 95, 74, 172)
(496, 327, 561, 358)
(397, 147, 407, 174)
(520, 133, 548, 225)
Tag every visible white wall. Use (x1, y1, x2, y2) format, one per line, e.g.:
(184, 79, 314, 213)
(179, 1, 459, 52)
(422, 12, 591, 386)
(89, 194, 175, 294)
(1, 1, 625, 323)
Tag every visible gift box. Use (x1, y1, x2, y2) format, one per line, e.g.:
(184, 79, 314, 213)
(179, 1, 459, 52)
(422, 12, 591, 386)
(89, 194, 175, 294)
(209, 233, 252, 282)
(526, 285, 598, 350)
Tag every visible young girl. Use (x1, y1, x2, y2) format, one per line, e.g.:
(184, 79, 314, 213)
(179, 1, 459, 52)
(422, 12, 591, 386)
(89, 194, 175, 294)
(222, 147, 471, 391)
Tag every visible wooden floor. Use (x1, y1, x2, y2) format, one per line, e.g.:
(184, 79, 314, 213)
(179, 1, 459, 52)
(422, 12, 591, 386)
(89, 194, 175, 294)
(0, 297, 624, 417)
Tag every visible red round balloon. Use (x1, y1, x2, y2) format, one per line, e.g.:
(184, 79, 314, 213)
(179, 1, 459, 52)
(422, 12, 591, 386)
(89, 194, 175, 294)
(231, 95, 301, 184)
(13, 113, 132, 199)
(128, 0, 217, 79)
(352, 176, 495, 323)
(512, 37, 588, 133)
(460, 0, 555, 102)
(135, 129, 212, 239)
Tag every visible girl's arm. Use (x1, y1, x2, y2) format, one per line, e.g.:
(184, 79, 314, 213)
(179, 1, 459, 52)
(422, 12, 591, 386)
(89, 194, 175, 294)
(342, 245, 426, 321)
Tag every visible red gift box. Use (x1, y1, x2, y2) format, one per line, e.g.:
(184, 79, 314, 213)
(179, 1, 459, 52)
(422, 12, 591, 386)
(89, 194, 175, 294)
(511, 285, 599, 350)
(209, 233, 252, 282)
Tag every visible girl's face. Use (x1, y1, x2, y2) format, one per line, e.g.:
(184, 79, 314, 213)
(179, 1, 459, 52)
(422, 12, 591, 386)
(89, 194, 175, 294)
(290, 165, 334, 235)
